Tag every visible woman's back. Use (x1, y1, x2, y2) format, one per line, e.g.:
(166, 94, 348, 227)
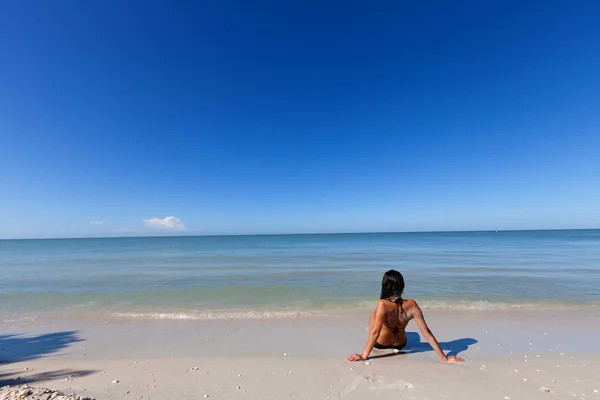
(376, 298, 417, 346)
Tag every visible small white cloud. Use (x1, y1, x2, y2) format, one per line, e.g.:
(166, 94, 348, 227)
(90, 221, 107, 225)
(142, 216, 185, 231)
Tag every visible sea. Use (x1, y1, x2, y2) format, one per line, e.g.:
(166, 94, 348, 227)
(1, 230, 599, 325)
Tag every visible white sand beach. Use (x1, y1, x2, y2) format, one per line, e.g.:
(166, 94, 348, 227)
(2, 309, 599, 399)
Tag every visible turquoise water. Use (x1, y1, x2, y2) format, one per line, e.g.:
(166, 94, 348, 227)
(1, 230, 599, 323)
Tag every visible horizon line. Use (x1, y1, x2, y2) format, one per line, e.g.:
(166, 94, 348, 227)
(1, 227, 598, 241)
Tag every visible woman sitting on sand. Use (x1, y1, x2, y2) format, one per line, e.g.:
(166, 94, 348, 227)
(347, 269, 464, 363)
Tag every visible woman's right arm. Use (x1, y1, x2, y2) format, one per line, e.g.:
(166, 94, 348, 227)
(411, 300, 464, 363)
(347, 301, 386, 361)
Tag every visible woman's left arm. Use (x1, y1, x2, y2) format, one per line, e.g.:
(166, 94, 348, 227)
(412, 300, 464, 363)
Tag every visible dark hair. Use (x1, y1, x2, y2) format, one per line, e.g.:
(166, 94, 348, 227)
(380, 270, 405, 300)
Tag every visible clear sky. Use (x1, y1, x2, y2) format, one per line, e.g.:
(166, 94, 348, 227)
(1, 0, 599, 239)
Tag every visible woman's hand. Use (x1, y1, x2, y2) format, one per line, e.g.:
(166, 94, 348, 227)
(444, 355, 465, 363)
(346, 353, 365, 362)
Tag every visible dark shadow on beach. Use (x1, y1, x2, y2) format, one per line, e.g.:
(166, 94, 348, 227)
(369, 332, 478, 360)
(0, 331, 83, 365)
(0, 331, 96, 386)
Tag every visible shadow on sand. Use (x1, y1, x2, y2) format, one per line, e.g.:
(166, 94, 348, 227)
(0, 331, 96, 386)
(369, 332, 478, 360)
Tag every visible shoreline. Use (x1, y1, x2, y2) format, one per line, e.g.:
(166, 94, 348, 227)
(4, 301, 600, 330)
(2, 310, 599, 399)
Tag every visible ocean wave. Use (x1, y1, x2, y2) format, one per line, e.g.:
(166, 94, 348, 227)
(419, 300, 524, 310)
(109, 300, 598, 321)
(111, 309, 314, 321)
(404, 300, 600, 311)
(322, 299, 600, 312)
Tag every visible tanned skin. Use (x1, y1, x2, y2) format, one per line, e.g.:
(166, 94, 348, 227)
(346, 298, 465, 363)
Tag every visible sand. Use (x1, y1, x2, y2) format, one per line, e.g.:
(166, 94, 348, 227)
(2, 309, 599, 399)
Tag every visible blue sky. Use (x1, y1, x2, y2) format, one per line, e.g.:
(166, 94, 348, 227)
(1, 0, 599, 238)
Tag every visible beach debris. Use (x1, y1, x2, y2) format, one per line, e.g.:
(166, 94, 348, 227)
(394, 349, 401, 353)
(544, 332, 548, 335)
(504, 397, 510, 399)
(0, 385, 94, 400)
(190, 367, 199, 371)
(283, 353, 288, 356)
(364, 361, 370, 365)
(203, 395, 209, 398)
(513, 369, 518, 373)
(112, 380, 120, 384)
(236, 386, 241, 390)
(593, 389, 598, 393)
(523, 378, 527, 381)
(540, 387, 551, 393)
(400, 381, 415, 389)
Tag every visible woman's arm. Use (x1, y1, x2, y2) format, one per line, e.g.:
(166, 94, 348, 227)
(347, 301, 386, 361)
(412, 301, 464, 363)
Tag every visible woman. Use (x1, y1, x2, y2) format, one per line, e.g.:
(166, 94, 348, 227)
(347, 270, 464, 363)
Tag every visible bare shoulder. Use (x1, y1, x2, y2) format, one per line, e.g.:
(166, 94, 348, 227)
(373, 300, 391, 320)
(376, 299, 390, 310)
(402, 299, 422, 315)
(402, 299, 418, 308)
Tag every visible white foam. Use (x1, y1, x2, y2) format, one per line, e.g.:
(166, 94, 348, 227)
(111, 309, 312, 321)
(405, 300, 591, 311)
(419, 300, 515, 310)
(347, 299, 552, 311)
